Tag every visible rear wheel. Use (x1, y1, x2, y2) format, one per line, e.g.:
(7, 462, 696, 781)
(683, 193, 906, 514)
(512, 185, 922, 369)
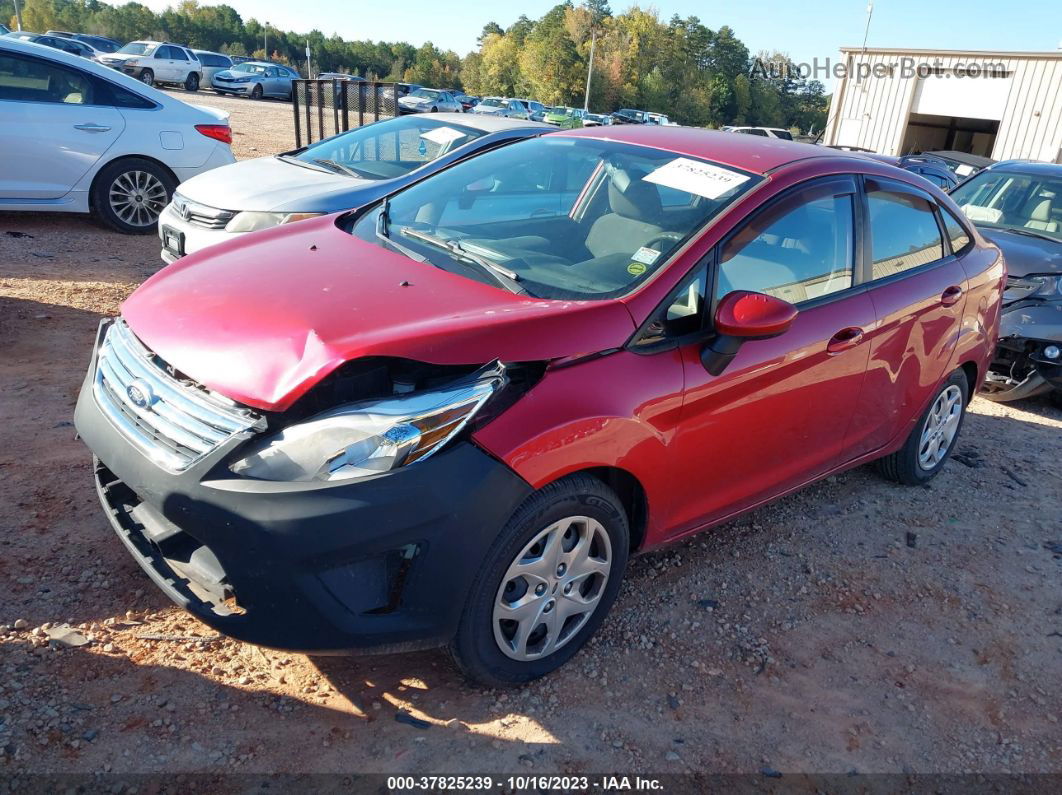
(184, 71, 199, 91)
(91, 158, 175, 234)
(250, 83, 263, 100)
(877, 369, 969, 485)
(139, 69, 154, 87)
(450, 474, 629, 687)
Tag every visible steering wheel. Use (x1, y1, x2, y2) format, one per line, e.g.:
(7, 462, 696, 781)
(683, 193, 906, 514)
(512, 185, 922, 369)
(641, 231, 684, 252)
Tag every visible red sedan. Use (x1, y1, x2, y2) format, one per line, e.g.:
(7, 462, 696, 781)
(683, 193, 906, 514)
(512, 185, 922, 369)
(75, 127, 1003, 686)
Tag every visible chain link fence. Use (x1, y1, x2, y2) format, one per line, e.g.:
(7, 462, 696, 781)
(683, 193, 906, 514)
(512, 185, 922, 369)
(292, 80, 399, 147)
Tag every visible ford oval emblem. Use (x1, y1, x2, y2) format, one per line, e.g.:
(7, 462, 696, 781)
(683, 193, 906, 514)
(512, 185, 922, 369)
(127, 379, 156, 410)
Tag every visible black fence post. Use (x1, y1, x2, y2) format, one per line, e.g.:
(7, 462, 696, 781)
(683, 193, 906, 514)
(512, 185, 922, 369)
(292, 80, 302, 148)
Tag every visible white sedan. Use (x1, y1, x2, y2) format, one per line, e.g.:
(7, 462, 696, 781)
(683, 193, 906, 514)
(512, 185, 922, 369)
(0, 36, 234, 233)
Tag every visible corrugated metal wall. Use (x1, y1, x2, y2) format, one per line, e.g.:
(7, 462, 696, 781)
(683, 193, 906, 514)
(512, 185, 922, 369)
(824, 49, 1062, 163)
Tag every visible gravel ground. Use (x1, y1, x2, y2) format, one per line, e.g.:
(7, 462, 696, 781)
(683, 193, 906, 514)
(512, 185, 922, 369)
(1, 89, 1061, 780)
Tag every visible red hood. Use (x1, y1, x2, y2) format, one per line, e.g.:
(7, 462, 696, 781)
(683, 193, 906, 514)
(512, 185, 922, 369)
(122, 216, 635, 411)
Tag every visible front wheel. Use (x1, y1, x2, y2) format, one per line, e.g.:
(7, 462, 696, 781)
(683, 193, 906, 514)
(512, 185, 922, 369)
(184, 72, 199, 91)
(139, 69, 154, 87)
(450, 474, 629, 687)
(250, 83, 263, 100)
(877, 368, 969, 485)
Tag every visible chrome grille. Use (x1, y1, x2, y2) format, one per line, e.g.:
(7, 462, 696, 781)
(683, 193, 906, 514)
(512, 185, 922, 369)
(92, 320, 261, 472)
(171, 193, 235, 230)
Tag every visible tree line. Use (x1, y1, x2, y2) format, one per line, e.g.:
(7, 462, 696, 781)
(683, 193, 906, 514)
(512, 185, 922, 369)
(3, 0, 829, 131)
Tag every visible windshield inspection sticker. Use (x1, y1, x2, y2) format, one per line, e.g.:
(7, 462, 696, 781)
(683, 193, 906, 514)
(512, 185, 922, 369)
(627, 261, 648, 276)
(419, 126, 466, 146)
(631, 246, 661, 265)
(645, 157, 750, 200)
(954, 164, 975, 177)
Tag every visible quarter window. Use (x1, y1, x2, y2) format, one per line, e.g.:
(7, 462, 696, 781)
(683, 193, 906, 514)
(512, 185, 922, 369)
(942, 208, 971, 254)
(866, 180, 945, 279)
(716, 179, 855, 305)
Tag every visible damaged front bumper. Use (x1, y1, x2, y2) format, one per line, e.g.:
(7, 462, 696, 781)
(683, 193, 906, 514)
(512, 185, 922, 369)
(982, 301, 1062, 401)
(74, 328, 533, 654)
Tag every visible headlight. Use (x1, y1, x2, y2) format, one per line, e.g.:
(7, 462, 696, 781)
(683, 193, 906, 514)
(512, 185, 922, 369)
(1006, 273, 1062, 301)
(230, 367, 505, 482)
(224, 211, 322, 233)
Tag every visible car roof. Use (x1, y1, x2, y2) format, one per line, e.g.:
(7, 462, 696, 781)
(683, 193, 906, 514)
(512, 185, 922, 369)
(982, 160, 1062, 177)
(555, 126, 870, 175)
(927, 150, 995, 168)
(427, 112, 550, 132)
(192, 49, 227, 55)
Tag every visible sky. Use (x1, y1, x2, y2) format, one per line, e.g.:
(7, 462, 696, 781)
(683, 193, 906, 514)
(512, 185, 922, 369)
(116, 0, 1061, 89)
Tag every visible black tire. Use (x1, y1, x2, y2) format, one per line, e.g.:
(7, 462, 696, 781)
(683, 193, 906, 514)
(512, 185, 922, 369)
(139, 69, 154, 87)
(449, 474, 630, 687)
(185, 72, 199, 91)
(250, 83, 263, 100)
(877, 368, 969, 485)
(430, 106, 439, 112)
(214, 90, 225, 96)
(90, 157, 176, 235)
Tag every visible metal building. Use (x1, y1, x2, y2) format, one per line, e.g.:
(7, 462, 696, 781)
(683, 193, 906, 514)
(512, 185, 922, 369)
(823, 47, 1061, 163)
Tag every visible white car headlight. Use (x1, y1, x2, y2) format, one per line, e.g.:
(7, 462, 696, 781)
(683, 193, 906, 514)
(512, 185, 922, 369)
(230, 368, 505, 482)
(224, 211, 322, 233)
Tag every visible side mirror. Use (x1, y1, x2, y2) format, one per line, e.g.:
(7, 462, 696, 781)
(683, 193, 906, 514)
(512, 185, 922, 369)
(700, 290, 798, 375)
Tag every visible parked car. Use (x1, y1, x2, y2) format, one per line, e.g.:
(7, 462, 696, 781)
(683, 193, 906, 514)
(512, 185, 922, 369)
(949, 161, 1062, 403)
(453, 92, 478, 112)
(582, 112, 610, 127)
(75, 127, 1001, 686)
(723, 126, 794, 140)
(211, 60, 293, 100)
(472, 97, 530, 119)
(924, 150, 995, 180)
(0, 35, 233, 232)
(4, 31, 97, 60)
(862, 153, 959, 191)
(156, 113, 550, 263)
(646, 112, 676, 126)
(318, 72, 364, 82)
(611, 108, 650, 124)
(395, 82, 421, 98)
(543, 106, 585, 129)
(191, 50, 233, 85)
(98, 41, 203, 90)
(513, 98, 546, 121)
(73, 34, 123, 54)
(398, 87, 463, 114)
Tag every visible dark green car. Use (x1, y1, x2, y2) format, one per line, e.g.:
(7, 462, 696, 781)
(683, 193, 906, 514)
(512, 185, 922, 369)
(543, 106, 586, 129)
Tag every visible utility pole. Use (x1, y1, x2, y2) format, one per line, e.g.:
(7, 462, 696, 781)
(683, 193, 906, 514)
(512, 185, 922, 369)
(13, 0, 23, 31)
(264, 21, 270, 60)
(582, 29, 596, 111)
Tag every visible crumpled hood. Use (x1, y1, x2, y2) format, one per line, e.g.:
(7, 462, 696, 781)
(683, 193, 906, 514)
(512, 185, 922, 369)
(980, 228, 1062, 277)
(175, 156, 369, 212)
(121, 216, 635, 412)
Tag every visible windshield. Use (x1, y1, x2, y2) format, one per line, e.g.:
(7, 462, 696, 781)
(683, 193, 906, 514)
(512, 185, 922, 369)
(408, 88, 440, 99)
(351, 137, 761, 299)
(293, 115, 486, 180)
(479, 98, 504, 108)
(117, 42, 155, 56)
(950, 169, 1062, 242)
(233, 63, 269, 74)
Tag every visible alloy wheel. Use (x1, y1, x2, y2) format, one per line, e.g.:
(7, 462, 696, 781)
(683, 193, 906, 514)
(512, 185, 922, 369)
(108, 170, 168, 228)
(917, 385, 963, 470)
(493, 516, 612, 661)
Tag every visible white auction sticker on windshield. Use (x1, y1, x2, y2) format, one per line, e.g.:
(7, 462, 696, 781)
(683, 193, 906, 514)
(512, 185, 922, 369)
(954, 164, 975, 177)
(420, 126, 466, 146)
(631, 246, 661, 265)
(644, 157, 750, 200)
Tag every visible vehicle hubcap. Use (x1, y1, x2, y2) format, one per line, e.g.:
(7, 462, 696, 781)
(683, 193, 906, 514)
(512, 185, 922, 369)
(917, 384, 963, 470)
(109, 170, 167, 227)
(493, 516, 612, 661)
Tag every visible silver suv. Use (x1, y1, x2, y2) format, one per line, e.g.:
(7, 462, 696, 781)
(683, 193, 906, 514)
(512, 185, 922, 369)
(98, 41, 203, 91)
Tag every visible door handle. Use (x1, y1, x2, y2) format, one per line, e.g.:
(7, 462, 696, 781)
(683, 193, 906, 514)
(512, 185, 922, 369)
(940, 285, 964, 306)
(74, 123, 112, 132)
(827, 327, 864, 354)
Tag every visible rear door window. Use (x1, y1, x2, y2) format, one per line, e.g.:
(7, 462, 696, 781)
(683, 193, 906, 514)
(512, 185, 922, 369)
(0, 53, 93, 104)
(866, 178, 945, 279)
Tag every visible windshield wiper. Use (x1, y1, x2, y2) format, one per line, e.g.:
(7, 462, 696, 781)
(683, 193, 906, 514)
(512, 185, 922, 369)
(398, 227, 525, 294)
(311, 158, 361, 177)
(997, 226, 1061, 244)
